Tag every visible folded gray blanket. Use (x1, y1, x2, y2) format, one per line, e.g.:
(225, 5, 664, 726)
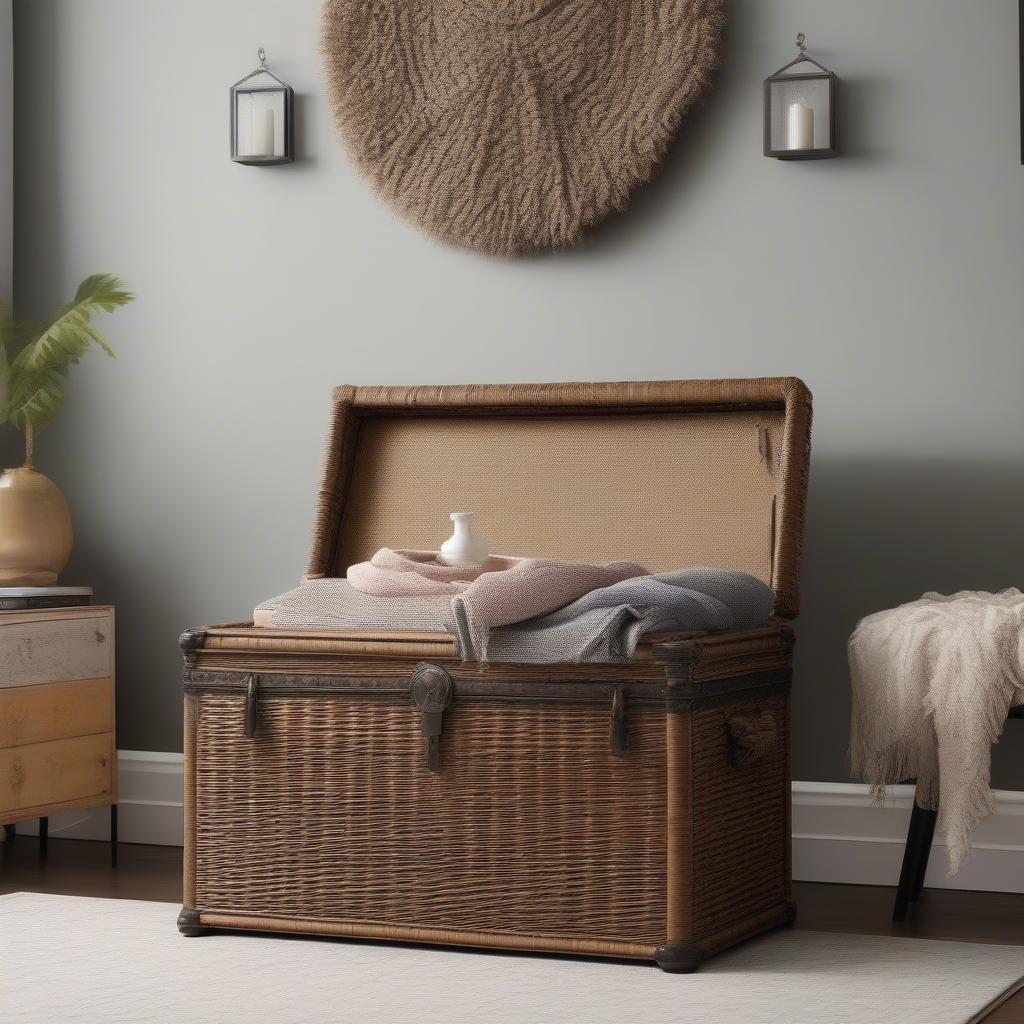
(458, 568, 773, 662)
(255, 567, 773, 664)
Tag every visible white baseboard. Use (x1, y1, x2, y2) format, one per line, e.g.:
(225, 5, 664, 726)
(792, 781, 1024, 894)
(10, 754, 1024, 894)
(12, 750, 184, 847)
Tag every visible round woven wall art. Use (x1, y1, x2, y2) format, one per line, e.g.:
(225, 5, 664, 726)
(322, 0, 724, 256)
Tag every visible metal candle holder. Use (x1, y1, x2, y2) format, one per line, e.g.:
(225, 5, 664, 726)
(230, 48, 294, 165)
(764, 34, 838, 160)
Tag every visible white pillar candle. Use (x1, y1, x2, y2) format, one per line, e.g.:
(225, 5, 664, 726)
(249, 107, 275, 157)
(786, 102, 813, 151)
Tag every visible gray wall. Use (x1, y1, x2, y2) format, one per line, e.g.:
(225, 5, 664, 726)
(10, 1, 1024, 786)
(0, 0, 10, 304)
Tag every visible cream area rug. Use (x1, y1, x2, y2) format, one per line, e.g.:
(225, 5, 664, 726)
(3, 893, 1024, 1024)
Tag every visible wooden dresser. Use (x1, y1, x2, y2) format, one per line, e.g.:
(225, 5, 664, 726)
(0, 606, 117, 859)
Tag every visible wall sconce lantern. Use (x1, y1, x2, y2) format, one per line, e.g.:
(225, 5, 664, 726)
(230, 48, 294, 165)
(764, 34, 837, 159)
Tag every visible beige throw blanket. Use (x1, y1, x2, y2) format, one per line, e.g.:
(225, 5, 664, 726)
(347, 548, 646, 660)
(849, 590, 1024, 873)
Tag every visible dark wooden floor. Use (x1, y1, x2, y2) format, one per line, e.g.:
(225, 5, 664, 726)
(2, 836, 1023, 1021)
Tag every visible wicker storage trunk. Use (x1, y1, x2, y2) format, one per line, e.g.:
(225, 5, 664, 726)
(178, 378, 812, 972)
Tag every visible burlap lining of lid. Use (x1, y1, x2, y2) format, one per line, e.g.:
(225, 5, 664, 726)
(333, 412, 783, 589)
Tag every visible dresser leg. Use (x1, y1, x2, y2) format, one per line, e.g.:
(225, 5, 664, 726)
(3, 823, 15, 841)
(39, 817, 48, 860)
(110, 805, 118, 867)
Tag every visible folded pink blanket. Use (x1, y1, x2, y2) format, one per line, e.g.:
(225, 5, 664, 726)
(347, 548, 648, 658)
(347, 548, 520, 596)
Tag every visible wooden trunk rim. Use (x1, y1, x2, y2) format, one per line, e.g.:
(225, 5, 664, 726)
(187, 909, 659, 960)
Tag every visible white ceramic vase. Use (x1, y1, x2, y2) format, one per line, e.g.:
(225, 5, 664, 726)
(438, 512, 489, 567)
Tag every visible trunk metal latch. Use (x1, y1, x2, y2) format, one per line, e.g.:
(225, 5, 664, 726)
(243, 674, 260, 738)
(411, 663, 453, 772)
(610, 686, 629, 755)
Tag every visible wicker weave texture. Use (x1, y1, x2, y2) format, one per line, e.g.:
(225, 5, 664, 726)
(193, 696, 668, 946)
(689, 691, 790, 939)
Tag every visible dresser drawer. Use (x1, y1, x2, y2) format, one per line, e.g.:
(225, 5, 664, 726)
(0, 678, 114, 748)
(0, 609, 113, 688)
(0, 732, 115, 815)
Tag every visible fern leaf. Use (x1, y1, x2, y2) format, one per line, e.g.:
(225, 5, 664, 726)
(17, 273, 134, 373)
(6, 365, 66, 430)
(74, 273, 134, 313)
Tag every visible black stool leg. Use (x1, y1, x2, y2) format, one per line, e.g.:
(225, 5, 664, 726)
(893, 801, 937, 921)
(39, 816, 48, 860)
(110, 805, 118, 867)
(910, 807, 937, 901)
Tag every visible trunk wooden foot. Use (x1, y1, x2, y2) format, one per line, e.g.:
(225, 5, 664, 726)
(654, 943, 703, 973)
(177, 908, 208, 937)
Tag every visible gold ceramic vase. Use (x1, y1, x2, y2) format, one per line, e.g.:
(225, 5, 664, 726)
(0, 466, 74, 585)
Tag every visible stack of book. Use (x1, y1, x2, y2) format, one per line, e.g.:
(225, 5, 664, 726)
(0, 586, 93, 611)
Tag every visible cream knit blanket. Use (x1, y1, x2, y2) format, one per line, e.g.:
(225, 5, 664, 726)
(849, 589, 1024, 873)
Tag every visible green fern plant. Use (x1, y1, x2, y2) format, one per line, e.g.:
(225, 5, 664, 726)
(0, 274, 134, 466)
